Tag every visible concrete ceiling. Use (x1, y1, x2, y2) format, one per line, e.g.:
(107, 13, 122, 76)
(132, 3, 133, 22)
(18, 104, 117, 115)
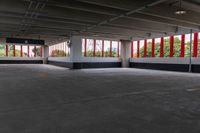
(0, 0, 199, 45)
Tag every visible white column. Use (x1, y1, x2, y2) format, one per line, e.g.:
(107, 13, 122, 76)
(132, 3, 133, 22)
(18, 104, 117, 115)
(43, 45, 49, 64)
(70, 36, 82, 62)
(121, 40, 131, 67)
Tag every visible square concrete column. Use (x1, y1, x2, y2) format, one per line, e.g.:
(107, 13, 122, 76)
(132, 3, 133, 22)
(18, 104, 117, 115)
(43, 45, 49, 64)
(121, 40, 131, 67)
(70, 36, 82, 62)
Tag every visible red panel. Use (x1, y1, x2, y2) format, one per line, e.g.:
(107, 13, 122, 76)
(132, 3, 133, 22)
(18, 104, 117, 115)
(34, 46, 36, 57)
(144, 39, 147, 58)
(170, 36, 174, 57)
(6, 44, 8, 57)
(131, 41, 133, 58)
(193, 32, 198, 57)
(180, 34, 185, 57)
(137, 40, 140, 58)
(84, 38, 87, 57)
(20, 45, 23, 57)
(13, 45, 16, 57)
(117, 41, 120, 57)
(160, 37, 164, 57)
(110, 40, 112, 57)
(102, 40, 104, 57)
(152, 38, 155, 57)
(93, 39, 96, 57)
(28, 45, 30, 57)
(40, 47, 43, 57)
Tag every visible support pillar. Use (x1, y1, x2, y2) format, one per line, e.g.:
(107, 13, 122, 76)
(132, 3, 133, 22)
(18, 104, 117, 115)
(170, 36, 174, 57)
(193, 32, 198, 57)
(69, 36, 83, 69)
(160, 37, 164, 57)
(70, 36, 82, 62)
(180, 34, 185, 57)
(121, 40, 131, 68)
(43, 45, 49, 64)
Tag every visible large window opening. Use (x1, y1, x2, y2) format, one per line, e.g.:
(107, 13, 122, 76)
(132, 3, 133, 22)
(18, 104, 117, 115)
(0, 44, 5, 57)
(173, 35, 181, 57)
(155, 38, 161, 57)
(82, 38, 120, 58)
(96, 40, 102, 57)
(49, 42, 70, 57)
(185, 34, 191, 57)
(0, 44, 43, 58)
(147, 39, 152, 57)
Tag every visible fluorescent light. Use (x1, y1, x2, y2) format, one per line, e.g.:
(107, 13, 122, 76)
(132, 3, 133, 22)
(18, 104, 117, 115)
(175, 10, 186, 15)
(175, 0, 186, 15)
(93, 34, 99, 37)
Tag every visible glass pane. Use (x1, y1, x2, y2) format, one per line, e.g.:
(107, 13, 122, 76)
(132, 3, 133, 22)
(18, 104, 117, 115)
(146, 39, 152, 57)
(82, 39, 85, 56)
(0, 44, 5, 57)
(29, 46, 35, 57)
(155, 38, 161, 57)
(36, 46, 41, 57)
(104, 40, 110, 57)
(133, 41, 138, 58)
(8, 45, 14, 57)
(96, 40, 102, 57)
(112, 41, 118, 57)
(59, 43, 65, 57)
(185, 34, 191, 57)
(164, 37, 170, 57)
(15, 45, 21, 57)
(173, 35, 181, 57)
(140, 40, 144, 57)
(49, 45, 55, 57)
(23, 46, 28, 57)
(66, 42, 70, 56)
(49, 42, 68, 57)
(86, 39, 94, 57)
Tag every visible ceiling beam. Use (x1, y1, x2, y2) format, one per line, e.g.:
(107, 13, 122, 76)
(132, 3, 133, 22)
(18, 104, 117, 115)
(79, 0, 168, 33)
(140, 3, 200, 26)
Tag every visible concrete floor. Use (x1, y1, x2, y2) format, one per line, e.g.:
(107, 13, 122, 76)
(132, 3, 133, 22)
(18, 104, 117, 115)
(0, 64, 200, 133)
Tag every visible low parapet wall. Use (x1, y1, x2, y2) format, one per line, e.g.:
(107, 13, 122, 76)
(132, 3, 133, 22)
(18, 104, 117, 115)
(48, 57, 121, 69)
(130, 58, 200, 72)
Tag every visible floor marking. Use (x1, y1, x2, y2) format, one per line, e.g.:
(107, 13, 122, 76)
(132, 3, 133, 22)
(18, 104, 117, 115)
(186, 88, 200, 92)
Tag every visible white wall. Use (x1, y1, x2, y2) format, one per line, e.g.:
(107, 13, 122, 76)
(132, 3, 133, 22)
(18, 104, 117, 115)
(48, 57, 120, 63)
(70, 36, 82, 62)
(48, 57, 71, 62)
(0, 57, 43, 60)
(130, 58, 200, 64)
(81, 57, 121, 62)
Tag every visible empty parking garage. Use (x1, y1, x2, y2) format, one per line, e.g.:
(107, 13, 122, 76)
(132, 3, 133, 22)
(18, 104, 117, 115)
(0, 0, 200, 133)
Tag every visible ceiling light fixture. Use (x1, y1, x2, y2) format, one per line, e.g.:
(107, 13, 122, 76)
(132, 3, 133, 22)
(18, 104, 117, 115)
(175, 0, 186, 15)
(93, 34, 99, 37)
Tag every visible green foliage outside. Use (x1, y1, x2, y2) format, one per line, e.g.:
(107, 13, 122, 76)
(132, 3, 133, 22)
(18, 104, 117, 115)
(84, 50, 118, 57)
(50, 49, 67, 57)
(0, 45, 5, 57)
(0, 45, 21, 57)
(139, 37, 200, 58)
(0, 44, 39, 57)
(32, 47, 41, 57)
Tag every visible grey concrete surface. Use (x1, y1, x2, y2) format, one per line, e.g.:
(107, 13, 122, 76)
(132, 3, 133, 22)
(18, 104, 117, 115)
(0, 64, 200, 133)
